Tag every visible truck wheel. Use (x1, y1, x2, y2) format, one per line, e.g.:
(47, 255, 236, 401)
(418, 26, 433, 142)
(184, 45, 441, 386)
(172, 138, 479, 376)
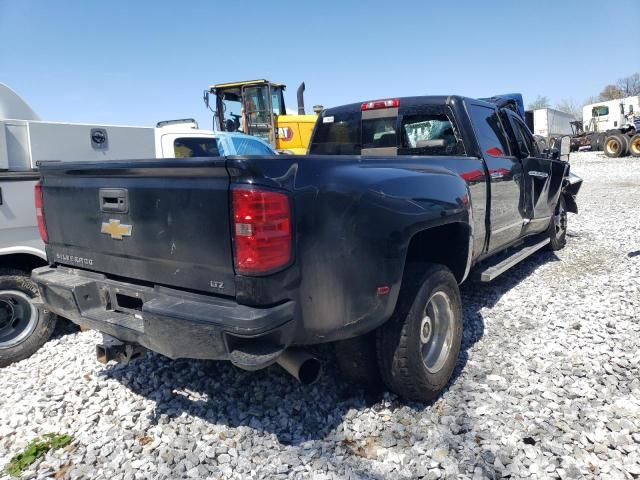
(0, 269, 57, 367)
(547, 195, 567, 251)
(630, 134, 640, 157)
(604, 134, 627, 158)
(335, 331, 381, 389)
(377, 263, 462, 402)
(618, 134, 630, 157)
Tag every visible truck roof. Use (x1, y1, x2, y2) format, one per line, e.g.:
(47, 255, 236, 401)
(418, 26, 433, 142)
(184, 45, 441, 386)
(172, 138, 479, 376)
(319, 95, 504, 116)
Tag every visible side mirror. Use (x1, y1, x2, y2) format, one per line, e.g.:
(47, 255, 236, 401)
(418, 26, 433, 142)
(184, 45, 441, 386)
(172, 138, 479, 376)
(203, 90, 210, 109)
(559, 136, 571, 161)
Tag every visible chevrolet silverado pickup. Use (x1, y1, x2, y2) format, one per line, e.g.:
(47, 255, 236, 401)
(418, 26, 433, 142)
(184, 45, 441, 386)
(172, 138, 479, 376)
(31, 95, 581, 401)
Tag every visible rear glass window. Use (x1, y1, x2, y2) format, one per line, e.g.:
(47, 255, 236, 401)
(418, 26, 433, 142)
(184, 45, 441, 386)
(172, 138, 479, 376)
(467, 104, 511, 157)
(310, 107, 463, 156)
(308, 112, 361, 155)
(174, 137, 220, 157)
(399, 114, 464, 155)
(362, 117, 397, 149)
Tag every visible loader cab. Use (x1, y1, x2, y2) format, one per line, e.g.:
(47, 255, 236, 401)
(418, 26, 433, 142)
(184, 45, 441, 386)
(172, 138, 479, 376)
(207, 80, 285, 147)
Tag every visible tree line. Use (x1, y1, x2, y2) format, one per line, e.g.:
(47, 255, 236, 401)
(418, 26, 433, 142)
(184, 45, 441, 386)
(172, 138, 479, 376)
(527, 72, 640, 118)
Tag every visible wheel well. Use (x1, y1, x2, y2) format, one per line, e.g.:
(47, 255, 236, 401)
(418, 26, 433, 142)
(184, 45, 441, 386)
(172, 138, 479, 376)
(0, 253, 47, 274)
(405, 223, 471, 283)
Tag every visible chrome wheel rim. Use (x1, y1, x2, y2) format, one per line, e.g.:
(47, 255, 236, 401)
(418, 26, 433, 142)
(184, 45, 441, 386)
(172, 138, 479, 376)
(420, 291, 454, 373)
(554, 201, 567, 237)
(0, 290, 38, 348)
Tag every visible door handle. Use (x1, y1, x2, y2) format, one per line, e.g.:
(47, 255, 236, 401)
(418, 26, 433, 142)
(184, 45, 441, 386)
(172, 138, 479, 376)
(99, 188, 129, 213)
(528, 171, 548, 178)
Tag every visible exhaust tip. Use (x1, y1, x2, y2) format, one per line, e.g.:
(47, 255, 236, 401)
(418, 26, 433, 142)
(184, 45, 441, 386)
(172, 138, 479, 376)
(298, 357, 322, 385)
(276, 348, 322, 385)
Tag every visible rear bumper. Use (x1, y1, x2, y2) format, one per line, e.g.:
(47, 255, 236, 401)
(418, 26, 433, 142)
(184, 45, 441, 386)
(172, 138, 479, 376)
(32, 266, 296, 370)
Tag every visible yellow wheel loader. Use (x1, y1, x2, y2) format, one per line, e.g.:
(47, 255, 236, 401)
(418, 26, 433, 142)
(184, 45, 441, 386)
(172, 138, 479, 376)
(204, 79, 321, 155)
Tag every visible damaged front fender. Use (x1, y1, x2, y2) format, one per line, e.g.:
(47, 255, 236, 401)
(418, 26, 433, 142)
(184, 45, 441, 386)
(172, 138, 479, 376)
(562, 172, 583, 214)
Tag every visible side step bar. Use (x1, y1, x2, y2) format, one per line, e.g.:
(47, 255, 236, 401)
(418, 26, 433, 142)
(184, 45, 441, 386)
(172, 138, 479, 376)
(478, 238, 550, 282)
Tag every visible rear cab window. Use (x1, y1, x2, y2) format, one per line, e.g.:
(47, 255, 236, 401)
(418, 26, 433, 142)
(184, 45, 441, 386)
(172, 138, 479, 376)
(309, 100, 465, 156)
(308, 111, 361, 155)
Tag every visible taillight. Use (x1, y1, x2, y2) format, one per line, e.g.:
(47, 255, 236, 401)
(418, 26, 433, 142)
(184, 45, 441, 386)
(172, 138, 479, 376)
(34, 182, 48, 243)
(361, 98, 400, 111)
(232, 188, 291, 275)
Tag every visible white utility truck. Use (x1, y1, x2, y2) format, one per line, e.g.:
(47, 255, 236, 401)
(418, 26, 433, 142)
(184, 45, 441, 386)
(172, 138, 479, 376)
(0, 83, 275, 367)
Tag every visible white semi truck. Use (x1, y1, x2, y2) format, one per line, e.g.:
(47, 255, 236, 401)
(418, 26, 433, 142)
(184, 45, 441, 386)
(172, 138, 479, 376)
(569, 95, 640, 156)
(0, 83, 276, 367)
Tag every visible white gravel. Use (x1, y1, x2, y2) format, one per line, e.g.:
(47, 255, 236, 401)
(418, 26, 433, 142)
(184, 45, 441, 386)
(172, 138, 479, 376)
(1, 151, 639, 479)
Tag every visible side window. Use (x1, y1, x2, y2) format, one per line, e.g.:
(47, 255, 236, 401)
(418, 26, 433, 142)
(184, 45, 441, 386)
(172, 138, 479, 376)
(399, 113, 464, 156)
(231, 137, 274, 155)
(467, 104, 511, 157)
(174, 137, 221, 158)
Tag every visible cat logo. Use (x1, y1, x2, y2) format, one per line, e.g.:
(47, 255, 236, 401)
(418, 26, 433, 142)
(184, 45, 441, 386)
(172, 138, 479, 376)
(101, 219, 132, 240)
(277, 127, 294, 141)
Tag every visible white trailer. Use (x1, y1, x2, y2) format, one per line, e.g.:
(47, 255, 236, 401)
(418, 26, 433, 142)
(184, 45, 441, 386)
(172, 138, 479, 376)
(531, 108, 575, 139)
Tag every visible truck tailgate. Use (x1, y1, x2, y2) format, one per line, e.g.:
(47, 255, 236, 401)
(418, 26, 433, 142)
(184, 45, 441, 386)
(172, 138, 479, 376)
(39, 158, 235, 296)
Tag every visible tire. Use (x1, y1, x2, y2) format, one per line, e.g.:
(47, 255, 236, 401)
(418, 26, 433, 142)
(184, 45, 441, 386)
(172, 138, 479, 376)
(604, 134, 628, 158)
(618, 134, 630, 157)
(335, 331, 381, 389)
(0, 269, 57, 367)
(630, 133, 640, 158)
(547, 195, 567, 251)
(376, 263, 462, 402)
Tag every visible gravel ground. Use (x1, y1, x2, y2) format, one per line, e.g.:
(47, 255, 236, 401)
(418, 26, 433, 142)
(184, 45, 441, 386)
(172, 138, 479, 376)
(1, 151, 639, 479)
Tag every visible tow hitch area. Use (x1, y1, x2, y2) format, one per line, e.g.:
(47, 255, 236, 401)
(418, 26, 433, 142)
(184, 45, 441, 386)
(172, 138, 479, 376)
(96, 335, 146, 364)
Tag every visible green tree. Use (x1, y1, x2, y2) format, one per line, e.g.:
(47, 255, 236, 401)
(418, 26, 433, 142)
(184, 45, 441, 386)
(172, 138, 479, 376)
(527, 95, 550, 110)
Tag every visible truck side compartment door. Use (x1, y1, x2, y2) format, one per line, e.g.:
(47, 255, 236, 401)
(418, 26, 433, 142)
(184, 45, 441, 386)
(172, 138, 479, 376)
(466, 102, 525, 253)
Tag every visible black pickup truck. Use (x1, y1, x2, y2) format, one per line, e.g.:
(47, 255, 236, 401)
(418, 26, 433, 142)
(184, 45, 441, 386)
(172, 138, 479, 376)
(32, 95, 581, 401)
